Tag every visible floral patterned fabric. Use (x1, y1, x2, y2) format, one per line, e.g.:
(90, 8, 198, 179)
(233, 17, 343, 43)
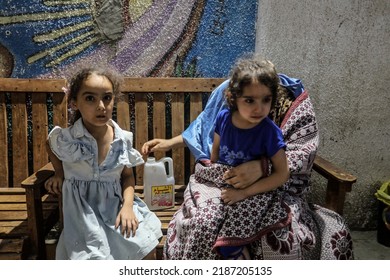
(164, 90, 354, 260)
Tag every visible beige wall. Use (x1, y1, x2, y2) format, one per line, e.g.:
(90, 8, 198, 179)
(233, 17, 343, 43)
(255, 0, 390, 229)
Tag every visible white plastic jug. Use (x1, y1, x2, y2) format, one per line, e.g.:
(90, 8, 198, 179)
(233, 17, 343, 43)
(143, 157, 175, 210)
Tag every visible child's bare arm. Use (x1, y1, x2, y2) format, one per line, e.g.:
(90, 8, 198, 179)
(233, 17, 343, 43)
(210, 133, 220, 163)
(116, 166, 138, 238)
(221, 149, 290, 204)
(44, 139, 64, 194)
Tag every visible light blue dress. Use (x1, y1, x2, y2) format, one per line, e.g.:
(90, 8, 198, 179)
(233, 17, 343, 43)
(48, 119, 162, 260)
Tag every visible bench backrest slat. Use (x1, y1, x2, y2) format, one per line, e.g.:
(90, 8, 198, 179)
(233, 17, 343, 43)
(32, 93, 49, 172)
(11, 93, 29, 186)
(134, 93, 149, 184)
(189, 93, 203, 171)
(0, 93, 8, 187)
(171, 92, 185, 184)
(0, 77, 225, 187)
(52, 93, 68, 129)
(116, 95, 130, 131)
(153, 93, 166, 161)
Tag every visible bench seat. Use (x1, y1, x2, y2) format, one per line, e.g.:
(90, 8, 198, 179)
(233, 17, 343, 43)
(0, 187, 59, 259)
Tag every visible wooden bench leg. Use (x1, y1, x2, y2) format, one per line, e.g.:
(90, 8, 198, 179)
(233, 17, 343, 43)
(156, 236, 166, 260)
(25, 187, 46, 259)
(325, 180, 352, 216)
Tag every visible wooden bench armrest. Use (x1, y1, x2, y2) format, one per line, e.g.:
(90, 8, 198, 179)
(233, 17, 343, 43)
(21, 162, 55, 191)
(20, 162, 55, 259)
(313, 155, 357, 215)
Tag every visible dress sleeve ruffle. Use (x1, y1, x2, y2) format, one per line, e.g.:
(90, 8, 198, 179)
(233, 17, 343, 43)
(119, 130, 144, 168)
(48, 126, 94, 163)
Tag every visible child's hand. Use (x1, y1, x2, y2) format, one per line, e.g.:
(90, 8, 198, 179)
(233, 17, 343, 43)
(221, 188, 248, 205)
(115, 206, 139, 238)
(44, 175, 63, 195)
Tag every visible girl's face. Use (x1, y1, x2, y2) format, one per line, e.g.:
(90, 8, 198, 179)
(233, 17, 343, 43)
(72, 73, 115, 130)
(233, 82, 272, 129)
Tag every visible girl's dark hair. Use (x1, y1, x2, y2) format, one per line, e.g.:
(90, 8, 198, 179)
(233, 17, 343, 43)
(225, 54, 280, 111)
(66, 66, 123, 124)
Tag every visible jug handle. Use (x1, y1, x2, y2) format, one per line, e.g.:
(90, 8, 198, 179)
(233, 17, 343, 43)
(160, 157, 174, 178)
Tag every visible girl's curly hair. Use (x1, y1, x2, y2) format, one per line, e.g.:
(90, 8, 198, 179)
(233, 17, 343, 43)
(225, 54, 280, 112)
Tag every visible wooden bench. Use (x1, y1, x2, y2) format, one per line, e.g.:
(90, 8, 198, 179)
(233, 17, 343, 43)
(0, 77, 357, 259)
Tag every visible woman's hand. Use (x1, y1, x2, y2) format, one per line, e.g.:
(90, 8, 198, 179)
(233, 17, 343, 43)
(141, 138, 172, 155)
(44, 175, 63, 195)
(223, 160, 263, 189)
(141, 135, 186, 155)
(115, 206, 139, 238)
(221, 188, 248, 205)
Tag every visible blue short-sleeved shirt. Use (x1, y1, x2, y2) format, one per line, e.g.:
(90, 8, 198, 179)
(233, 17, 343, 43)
(215, 109, 286, 166)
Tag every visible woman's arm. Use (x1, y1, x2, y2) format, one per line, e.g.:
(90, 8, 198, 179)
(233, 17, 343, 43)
(222, 160, 263, 189)
(221, 149, 289, 205)
(116, 166, 138, 238)
(283, 94, 318, 176)
(141, 135, 186, 155)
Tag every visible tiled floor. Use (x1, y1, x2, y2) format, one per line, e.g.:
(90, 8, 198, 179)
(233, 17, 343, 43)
(351, 230, 390, 260)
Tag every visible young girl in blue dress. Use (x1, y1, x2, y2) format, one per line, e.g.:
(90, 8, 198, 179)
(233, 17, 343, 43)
(44, 67, 162, 260)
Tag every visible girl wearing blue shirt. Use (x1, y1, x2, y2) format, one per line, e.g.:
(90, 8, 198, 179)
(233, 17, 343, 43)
(210, 56, 289, 259)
